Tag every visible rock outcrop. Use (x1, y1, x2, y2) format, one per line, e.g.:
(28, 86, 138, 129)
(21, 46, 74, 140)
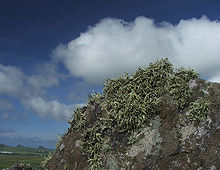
(46, 59, 220, 170)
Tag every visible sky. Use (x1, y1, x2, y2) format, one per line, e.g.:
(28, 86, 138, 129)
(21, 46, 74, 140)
(1, 0, 220, 149)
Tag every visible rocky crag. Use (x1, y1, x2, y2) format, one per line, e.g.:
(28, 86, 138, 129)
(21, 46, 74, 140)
(46, 58, 220, 170)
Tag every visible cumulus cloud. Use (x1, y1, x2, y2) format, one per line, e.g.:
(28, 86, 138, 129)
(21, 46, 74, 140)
(0, 63, 80, 121)
(23, 97, 84, 121)
(53, 16, 220, 83)
(27, 62, 59, 89)
(0, 64, 24, 96)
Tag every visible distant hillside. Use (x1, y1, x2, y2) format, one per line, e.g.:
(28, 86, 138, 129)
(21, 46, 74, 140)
(0, 144, 7, 148)
(0, 144, 53, 156)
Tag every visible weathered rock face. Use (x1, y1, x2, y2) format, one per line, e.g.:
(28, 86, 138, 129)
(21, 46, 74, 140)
(46, 59, 220, 170)
(47, 78, 220, 170)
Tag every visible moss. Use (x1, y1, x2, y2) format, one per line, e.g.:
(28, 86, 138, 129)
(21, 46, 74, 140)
(188, 98, 211, 123)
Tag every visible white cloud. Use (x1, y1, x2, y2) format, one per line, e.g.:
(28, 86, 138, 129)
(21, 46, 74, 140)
(27, 62, 59, 89)
(53, 16, 220, 83)
(0, 64, 24, 96)
(23, 97, 84, 121)
(0, 63, 79, 122)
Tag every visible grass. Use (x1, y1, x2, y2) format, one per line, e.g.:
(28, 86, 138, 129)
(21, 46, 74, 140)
(0, 144, 54, 169)
(0, 155, 44, 169)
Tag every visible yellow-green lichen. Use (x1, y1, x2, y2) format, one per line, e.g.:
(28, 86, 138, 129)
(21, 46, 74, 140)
(127, 131, 139, 145)
(69, 108, 86, 131)
(188, 98, 211, 123)
(126, 116, 162, 157)
(102, 58, 174, 132)
(88, 90, 105, 105)
(69, 58, 199, 169)
(81, 124, 107, 170)
(41, 152, 53, 169)
(169, 67, 199, 109)
(55, 135, 63, 148)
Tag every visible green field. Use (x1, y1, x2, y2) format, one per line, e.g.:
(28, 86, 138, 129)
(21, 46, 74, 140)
(0, 155, 44, 169)
(0, 144, 54, 169)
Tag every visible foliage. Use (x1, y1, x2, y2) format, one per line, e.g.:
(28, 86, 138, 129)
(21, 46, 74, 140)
(189, 98, 211, 123)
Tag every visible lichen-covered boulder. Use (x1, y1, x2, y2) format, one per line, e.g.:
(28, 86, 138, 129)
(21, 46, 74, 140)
(46, 59, 220, 170)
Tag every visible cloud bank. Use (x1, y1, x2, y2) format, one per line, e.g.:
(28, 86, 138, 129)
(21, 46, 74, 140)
(0, 63, 81, 121)
(53, 16, 220, 83)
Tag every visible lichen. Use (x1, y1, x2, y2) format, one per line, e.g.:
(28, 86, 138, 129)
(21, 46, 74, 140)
(81, 125, 104, 169)
(126, 116, 162, 157)
(41, 152, 53, 169)
(188, 98, 211, 123)
(69, 107, 86, 131)
(81, 121, 111, 170)
(68, 58, 199, 169)
(106, 154, 118, 170)
(169, 67, 199, 109)
(59, 144, 65, 151)
(102, 58, 173, 132)
(127, 131, 139, 145)
(88, 90, 104, 105)
(180, 123, 197, 142)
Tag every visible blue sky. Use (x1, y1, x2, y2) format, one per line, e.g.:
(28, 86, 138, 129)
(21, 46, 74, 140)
(1, 0, 220, 148)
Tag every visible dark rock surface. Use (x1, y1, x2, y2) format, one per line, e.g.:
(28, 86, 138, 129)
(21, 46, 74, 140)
(47, 78, 220, 170)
